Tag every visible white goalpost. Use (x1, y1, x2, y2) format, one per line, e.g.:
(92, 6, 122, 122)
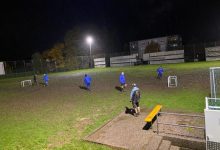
(205, 67, 220, 150)
(21, 80, 32, 87)
(210, 67, 220, 98)
(168, 76, 177, 87)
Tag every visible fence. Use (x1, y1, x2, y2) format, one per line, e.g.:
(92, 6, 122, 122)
(143, 50, 184, 64)
(110, 54, 137, 67)
(75, 56, 90, 69)
(206, 46, 220, 61)
(3, 41, 220, 76)
(156, 112, 205, 138)
(106, 50, 184, 67)
(94, 58, 106, 68)
(2, 60, 34, 77)
(1, 56, 92, 77)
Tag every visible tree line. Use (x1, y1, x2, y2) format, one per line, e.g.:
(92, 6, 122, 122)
(31, 25, 119, 73)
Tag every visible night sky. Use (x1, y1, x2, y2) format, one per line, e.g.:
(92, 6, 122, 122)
(1, 0, 220, 60)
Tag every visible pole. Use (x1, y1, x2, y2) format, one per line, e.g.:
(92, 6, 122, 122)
(3, 61, 6, 75)
(89, 43, 91, 57)
(212, 69, 216, 98)
(130, 44, 132, 66)
(40, 59, 43, 73)
(156, 113, 159, 134)
(23, 60, 26, 75)
(14, 61, 17, 76)
(193, 44, 195, 62)
(89, 43, 92, 68)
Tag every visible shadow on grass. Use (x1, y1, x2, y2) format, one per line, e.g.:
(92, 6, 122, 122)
(115, 86, 123, 92)
(38, 82, 47, 87)
(79, 85, 90, 91)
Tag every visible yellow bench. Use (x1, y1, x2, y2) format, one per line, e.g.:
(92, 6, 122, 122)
(145, 105, 162, 123)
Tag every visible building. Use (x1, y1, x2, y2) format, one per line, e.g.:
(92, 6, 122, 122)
(129, 35, 183, 58)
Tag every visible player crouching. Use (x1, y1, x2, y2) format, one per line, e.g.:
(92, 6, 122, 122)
(119, 72, 127, 91)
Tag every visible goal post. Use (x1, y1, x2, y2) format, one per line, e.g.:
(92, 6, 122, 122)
(21, 80, 32, 87)
(168, 76, 177, 87)
(210, 67, 220, 98)
(205, 67, 220, 149)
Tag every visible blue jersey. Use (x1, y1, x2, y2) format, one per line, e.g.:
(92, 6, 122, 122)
(157, 67, 164, 74)
(43, 74, 49, 82)
(84, 75, 91, 87)
(119, 74, 126, 84)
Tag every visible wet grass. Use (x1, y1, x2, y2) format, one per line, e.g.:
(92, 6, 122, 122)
(0, 61, 219, 149)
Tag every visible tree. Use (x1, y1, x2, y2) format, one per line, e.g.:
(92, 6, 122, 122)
(48, 43, 64, 68)
(63, 25, 115, 69)
(63, 39, 79, 70)
(41, 43, 65, 71)
(31, 52, 43, 73)
(63, 26, 87, 70)
(64, 26, 83, 56)
(42, 50, 50, 60)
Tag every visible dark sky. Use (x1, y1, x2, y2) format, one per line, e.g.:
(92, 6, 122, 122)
(1, 0, 220, 60)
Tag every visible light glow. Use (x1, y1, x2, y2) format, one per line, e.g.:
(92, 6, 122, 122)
(86, 36, 93, 44)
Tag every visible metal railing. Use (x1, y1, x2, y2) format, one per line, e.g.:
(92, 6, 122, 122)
(156, 112, 205, 138)
(206, 97, 220, 110)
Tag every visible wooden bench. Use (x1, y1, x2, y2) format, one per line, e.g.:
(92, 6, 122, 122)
(144, 105, 162, 129)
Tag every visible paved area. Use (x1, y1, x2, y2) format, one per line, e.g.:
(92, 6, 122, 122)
(84, 110, 205, 150)
(85, 111, 154, 149)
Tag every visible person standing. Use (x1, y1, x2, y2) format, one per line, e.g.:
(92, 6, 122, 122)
(130, 83, 141, 117)
(119, 72, 126, 91)
(33, 74, 38, 85)
(157, 66, 164, 79)
(43, 73, 49, 86)
(84, 74, 92, 90)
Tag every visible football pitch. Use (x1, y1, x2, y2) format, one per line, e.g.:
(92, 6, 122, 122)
(0, 61, 219, 150)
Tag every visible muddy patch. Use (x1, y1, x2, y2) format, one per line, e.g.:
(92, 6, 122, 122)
(47, 131, 72, 149)
(75, 117, 93, 133)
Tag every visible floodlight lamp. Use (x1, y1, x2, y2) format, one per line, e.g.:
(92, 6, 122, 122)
(86, 36, 93, 44)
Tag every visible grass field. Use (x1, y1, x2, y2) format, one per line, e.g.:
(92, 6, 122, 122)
(0, 61, 220, 150)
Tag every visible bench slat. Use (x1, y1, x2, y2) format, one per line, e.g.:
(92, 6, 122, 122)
(145, 105, 162, 122)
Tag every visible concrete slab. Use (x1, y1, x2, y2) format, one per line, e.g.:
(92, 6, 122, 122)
(158, 140, 171, 150)
(84, 111, 155, 149)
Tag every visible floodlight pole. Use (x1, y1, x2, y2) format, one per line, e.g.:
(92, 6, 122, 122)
(86, 36, 93, 68)
(89, 42, 92, 67)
